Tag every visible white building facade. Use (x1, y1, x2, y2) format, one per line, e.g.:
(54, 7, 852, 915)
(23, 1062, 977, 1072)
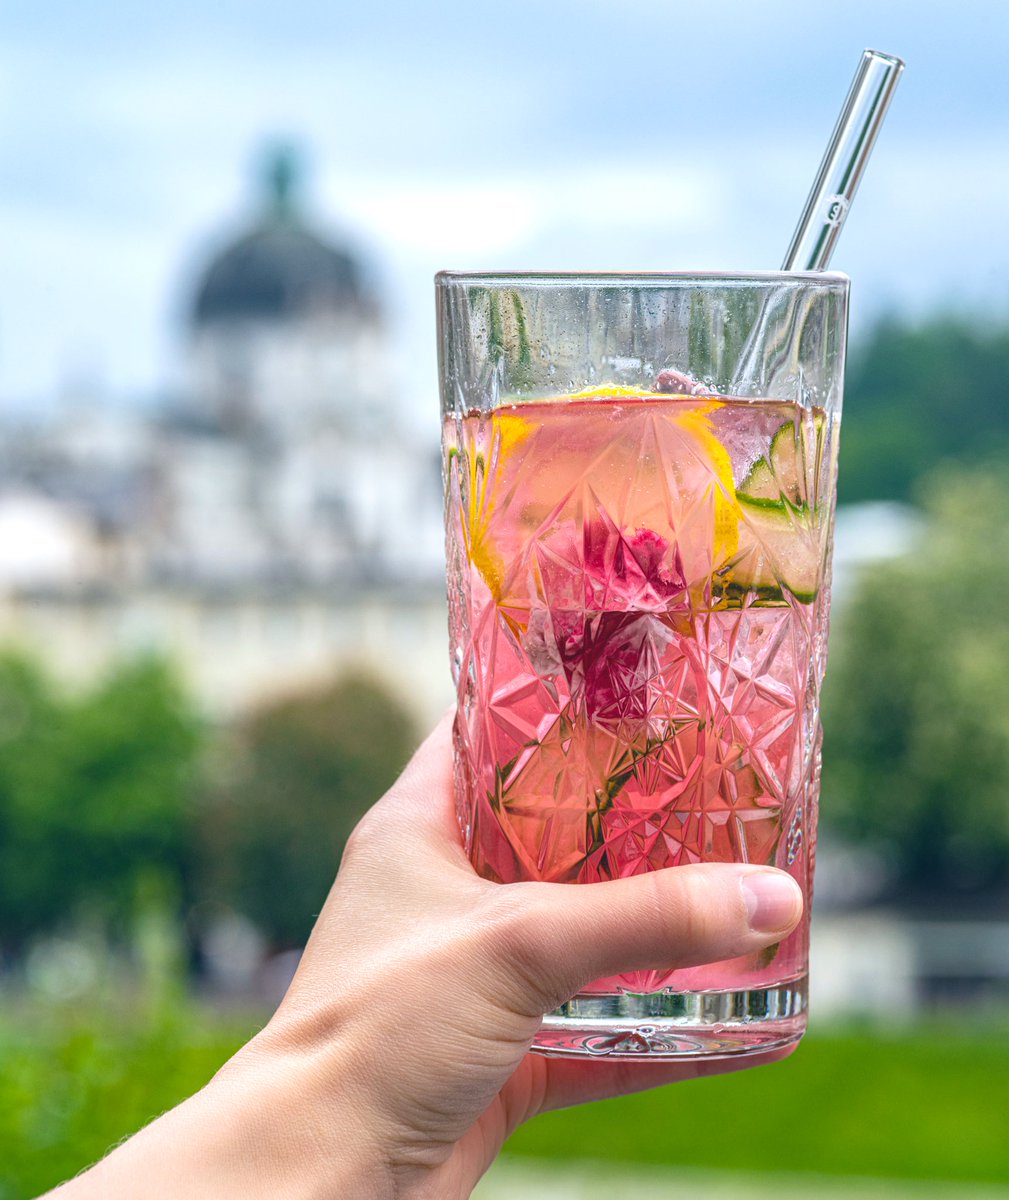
(0, 150, 450, 726)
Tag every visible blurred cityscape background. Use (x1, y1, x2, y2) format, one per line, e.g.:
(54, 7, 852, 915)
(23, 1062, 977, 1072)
(3, 1, 1009, 1196)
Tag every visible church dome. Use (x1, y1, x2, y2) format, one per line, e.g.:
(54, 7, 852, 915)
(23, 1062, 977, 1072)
(192, 147, 373, 326)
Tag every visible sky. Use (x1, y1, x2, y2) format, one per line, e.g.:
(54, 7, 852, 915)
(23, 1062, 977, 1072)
(2, 0, 1008, 419)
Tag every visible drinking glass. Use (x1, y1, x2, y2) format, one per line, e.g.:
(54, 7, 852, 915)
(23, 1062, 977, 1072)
(439, 271, 848, 1059)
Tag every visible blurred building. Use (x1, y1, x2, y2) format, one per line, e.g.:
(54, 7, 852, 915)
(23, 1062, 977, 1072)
(0, 148, 450, 723)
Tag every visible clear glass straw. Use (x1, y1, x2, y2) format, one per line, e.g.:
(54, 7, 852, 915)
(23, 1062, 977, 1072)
(729, 49, 903, 393)
(783, 49, 904, 272)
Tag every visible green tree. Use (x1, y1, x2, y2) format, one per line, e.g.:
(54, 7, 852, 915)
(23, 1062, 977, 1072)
(841, 316, 1009, 504)
(196, 672, 417, 948)
(823, 462, 1009, 898)
(0, 654, 202, 953)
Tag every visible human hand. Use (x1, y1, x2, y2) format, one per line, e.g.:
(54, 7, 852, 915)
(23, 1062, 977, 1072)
(50, 716, 802, 1200)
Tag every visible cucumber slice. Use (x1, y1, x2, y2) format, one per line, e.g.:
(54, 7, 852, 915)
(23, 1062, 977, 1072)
(723, 411, 829, 603)
(739, 454, 775, 500)
(738, 413, 826, 510)
(715, 493, 822, 604)
(768, 422, 803, 505)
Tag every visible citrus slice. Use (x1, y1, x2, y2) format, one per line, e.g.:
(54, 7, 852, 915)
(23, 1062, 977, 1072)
(666, 404, 739, 569)
(457, 408, 534, 600)
(453, 393, 742, 606)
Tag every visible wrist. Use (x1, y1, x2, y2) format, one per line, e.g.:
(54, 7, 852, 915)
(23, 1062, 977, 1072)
(199, 1026, 391, 1200)
(54, 1024, 390, 1200)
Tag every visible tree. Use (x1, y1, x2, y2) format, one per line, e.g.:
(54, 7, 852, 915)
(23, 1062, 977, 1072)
(195, 673, 417, 948)
(0, 654, 202, 953)
(822, 462, 1009, 901)
(841, 317, 1009, 504)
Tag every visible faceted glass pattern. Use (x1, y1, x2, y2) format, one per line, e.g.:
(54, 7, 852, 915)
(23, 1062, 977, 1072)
(445, 395, 833, 1000)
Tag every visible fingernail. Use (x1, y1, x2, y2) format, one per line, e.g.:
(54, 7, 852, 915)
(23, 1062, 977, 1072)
(741, 871, 802, 933)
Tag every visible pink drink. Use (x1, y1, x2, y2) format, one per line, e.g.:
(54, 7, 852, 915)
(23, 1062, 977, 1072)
(445, 391, 833, 1052)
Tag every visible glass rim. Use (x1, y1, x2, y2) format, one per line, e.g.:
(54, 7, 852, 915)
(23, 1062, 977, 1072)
(436, 269, 850, 289)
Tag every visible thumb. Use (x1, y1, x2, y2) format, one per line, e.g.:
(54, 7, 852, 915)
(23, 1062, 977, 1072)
(488, 864, 803, 1017)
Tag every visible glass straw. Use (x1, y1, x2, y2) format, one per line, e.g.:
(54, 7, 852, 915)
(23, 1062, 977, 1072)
(783, 49, 905, 272)
(729, 49, 903, 394)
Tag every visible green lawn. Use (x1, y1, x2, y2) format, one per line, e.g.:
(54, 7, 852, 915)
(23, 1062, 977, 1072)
(0, 1002, 260, 1200)
(3, 1005, 1008, 1198)
(506, 1023, 1009, 1185)
(476, 1160, 1009, 1199)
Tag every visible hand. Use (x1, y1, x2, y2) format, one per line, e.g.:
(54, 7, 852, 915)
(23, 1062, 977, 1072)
(49, 715, 802, 1200)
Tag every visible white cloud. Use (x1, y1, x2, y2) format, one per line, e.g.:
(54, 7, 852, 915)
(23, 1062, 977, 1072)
(2, 1, 1009, 404)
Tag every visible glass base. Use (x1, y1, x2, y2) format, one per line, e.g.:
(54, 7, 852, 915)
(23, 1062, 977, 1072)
(532, 977, 807, 1060)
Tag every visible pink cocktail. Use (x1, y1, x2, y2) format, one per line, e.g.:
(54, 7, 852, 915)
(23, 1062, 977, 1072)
(439, 273, 847, 1058)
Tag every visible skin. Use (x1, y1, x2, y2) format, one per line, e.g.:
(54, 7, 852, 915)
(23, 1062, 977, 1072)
(47, 716, 803, 1200)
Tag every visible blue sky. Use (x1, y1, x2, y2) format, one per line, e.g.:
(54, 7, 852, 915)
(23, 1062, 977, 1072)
(2, 0, 1007, 414)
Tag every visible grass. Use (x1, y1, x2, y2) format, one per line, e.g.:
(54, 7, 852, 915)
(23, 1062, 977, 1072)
(477, 1160, 1009, 1200)
(505, 1021, 1009, 1184)
(0, 1000, 260, 1200)
(3, 1005, 1008, 1197)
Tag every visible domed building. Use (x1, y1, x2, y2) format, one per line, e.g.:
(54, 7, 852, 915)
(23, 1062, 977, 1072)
(0, 145, 450, 726)
(150, 147, 442, 590)
(188, 148, 384, 439)
(195, 150, 369, 323)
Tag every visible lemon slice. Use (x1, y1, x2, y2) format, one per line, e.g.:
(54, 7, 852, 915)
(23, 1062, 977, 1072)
(462, 409, 533, 599)
(458, 396, 739, 599)
(668, 404, 740, 568)
(493, 410, 534, 457)
(562, 389, 739, 566)
(561, 384, 661, 401)
(567, 391, 739, 566)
